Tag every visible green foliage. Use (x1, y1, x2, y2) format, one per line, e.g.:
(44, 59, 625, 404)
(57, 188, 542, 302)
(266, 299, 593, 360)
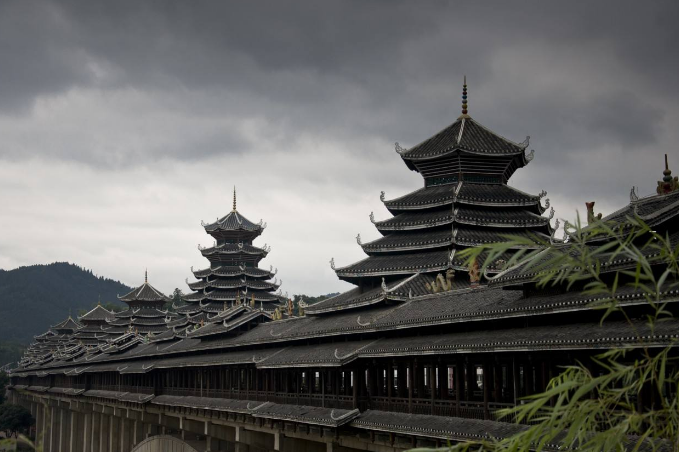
(0, 262, 131, 344)
(166, 288, 184, 312)
(417, 216, 679, 452)
(0, 404, 33, 439)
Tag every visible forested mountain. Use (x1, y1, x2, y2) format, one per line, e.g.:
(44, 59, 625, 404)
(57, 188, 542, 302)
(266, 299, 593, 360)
(0, 262, 131, 345)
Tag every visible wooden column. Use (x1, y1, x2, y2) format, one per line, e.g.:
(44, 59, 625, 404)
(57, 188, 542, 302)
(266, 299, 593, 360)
(483, 361, 490, 419)
(494, 361, 502, 403)
(439, 363, 448, 400)
(352, 370, 358, 409)
(429, 364, 436, 415)
(455, 361, 463, 416)
(512, 356, 518, 405)
(408, 361, 413, 412)
(387, 364, 393, 402)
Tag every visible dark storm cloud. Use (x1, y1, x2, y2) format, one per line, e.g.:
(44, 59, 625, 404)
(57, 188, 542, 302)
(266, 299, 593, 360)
(1, 0, 677, 163)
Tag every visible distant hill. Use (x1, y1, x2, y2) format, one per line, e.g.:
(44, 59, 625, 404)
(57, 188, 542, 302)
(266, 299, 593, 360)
(0, 262, 131, 345)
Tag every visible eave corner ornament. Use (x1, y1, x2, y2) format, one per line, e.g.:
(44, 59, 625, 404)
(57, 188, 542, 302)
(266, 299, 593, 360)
(381, 277, 388, 293)
(330, 258, 336, 270)
(525, 149, 535, 162)
(548, 206, 555, 220)
(630, 186, 639, 203)
(395, 142, 407, 154)
(380, 191, 386, 202)
(356, 233, 362, 245)
(519, 136, 530, 149)
(550, 218, 562, 245)
(369, 212, 376, 224)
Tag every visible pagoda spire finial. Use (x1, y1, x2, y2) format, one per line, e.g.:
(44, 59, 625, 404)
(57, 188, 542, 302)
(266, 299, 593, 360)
(460, 76, 469, 118)
(145, 269, 148, 283)
(233, 186, 237, 211)
(98, 295, 101, 306)
(657, 153, 679, 195)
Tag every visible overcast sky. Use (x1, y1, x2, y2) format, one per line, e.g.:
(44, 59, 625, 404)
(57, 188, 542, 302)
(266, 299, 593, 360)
(0, 0, 677, 298)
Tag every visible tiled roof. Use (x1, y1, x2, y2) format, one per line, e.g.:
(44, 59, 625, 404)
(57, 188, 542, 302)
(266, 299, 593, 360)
(202, 210, 262, 233)
(183, 290, 280, 303)
(362, 230, 453, 253)
(305, 274, 429, 314)
(51, 317, 81, 331)
(597, 190, 679, 229)
(383, 182, 540, 212)
(253, 404, 359, 427)
(456, 183, 540, 206)
(187, 278, 279, 291)
(192, 266, 275, 279)
(335, 250, 450, 278)
(400, 117, 527, 160)
(352, 410, 526, 442)
(200, 243, 268, 257)
(454, 205, 549, 227)
(118, 282, 171, 303)
(78, 305, 116, 322)
(375, 209, 454, 231)
(114, 308, 174, 318)
(362, 227, 546, 254)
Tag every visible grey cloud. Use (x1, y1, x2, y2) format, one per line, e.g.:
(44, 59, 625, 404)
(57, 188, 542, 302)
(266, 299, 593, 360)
(0, 0, 678, 295)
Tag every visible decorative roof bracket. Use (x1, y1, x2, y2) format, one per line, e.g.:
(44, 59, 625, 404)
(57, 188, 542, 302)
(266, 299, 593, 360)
(525, 149, 535, 162)
(630, 186, 639, 203)
(394, 142, 407, 154)
(519, 136, 530, 149)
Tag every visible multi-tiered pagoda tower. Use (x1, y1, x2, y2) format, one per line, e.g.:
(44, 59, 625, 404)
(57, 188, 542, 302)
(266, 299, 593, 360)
(103, 272, 176, 338)
(19, 316, 81, 367)
(73, 302, 116, 346)
(311, 79, 553, 314)
(179, 190, 283, 320)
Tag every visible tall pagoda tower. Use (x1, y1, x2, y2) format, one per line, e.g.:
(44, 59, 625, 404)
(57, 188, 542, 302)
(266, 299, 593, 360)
(103, 272, 176, 338)
(309, 79, 553, 314)
(179, 189, 283, 320)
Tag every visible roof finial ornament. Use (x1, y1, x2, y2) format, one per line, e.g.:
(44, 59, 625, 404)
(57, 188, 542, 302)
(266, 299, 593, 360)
(460, 75, 470, 118)
(145, 269, 148, 283)
(630, 186, 639, 203)
(232, 186, 237, 211)
(98, 295, 101, 306)
(657, 154, 679, 195)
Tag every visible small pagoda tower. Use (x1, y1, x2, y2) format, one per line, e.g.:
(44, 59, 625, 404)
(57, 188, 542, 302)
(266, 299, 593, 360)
(309, 79, 553, 314)
(73, 300, 116, 346)
(20, 316, 81, 366)
(104, 271, 176, 338)
(180, 189, 283, 319)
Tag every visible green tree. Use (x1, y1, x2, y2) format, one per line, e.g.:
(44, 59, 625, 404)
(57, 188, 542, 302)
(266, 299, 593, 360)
(0, 404, 34, 439)
(166, 288, 184, 312)
(417, 215, 679, 452)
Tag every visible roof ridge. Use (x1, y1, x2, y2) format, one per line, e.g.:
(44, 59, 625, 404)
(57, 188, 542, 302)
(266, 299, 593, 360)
(464, 117, 528, 150)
